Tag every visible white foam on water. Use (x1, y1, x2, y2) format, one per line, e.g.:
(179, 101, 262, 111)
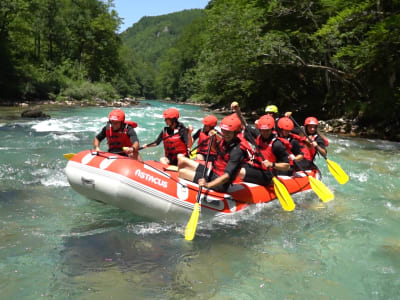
(350, 172, 369, 182)
(385, 202, 400, 212)
(31, 167, 69, 187)
(126, 222, 177, 235)
(49, 133, 80, 141)
(31, 116, 106, 133)
(41, 175, 69, 187)
(32, 119, 77, 132)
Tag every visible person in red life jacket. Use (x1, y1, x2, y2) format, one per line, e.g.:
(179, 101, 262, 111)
(191, 115, 219, 162)
(296, 116, 328, 170)
(276, 117, 304, 175)
(142, 107, 192, 166)
(177, 114, 248, 193)
(238, 115, 290, 186)
(93, 109, 141, 160)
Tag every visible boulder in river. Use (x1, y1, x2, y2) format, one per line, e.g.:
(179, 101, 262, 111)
(21, 108, 50, 119)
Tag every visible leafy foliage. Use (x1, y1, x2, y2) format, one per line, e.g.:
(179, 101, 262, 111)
(0, 0, 122, 101)
(151, 0, 400, 139)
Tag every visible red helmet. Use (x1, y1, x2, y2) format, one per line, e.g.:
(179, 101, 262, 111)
(277, 117, 294, 131)
(220, 114, 241, 132)
(108, 109, 125, 122)
(202, 115, 218, 127)
(304, 117, 319, 126)
(257, 115, 275, 130)
(163, 108, 179, 119)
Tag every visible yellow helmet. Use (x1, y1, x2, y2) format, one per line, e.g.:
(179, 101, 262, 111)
(265, 105, 278, 113)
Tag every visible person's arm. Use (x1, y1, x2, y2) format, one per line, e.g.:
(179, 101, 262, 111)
(192, 129, 201, 142)
(269, 140, 290, 171)
(198, 173, 230, 189)
(124, 127, 140, 155)
(187, 125, 193, 149)
(93, 127, 106, 151)
(314, 136, 327, 156)
(222, 144, 246, 181)
(198, 144, 244, 189)
(290, 139, 304, 161)
(179, 125, 189, 145)
(143, 131, 163, 148)
(93, 137, 101, 151)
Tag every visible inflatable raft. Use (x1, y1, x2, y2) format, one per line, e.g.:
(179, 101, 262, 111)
(65, 150, 319, 223)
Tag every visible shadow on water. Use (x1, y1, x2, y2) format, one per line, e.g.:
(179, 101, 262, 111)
(58, 225, 207, 299)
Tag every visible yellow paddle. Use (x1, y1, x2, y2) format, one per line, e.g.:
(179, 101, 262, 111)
(326, 158, 349, 185)
(232, 102, 295, 211)
(272, 177, 295, 211)
(189, 149, 197, 160)
(185, 135, 215, 241)
(293, 161, 334, 203)
(289, 116, 349, 185)
(63, 153, 75, 160)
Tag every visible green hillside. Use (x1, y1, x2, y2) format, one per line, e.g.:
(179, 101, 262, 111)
(120, 9, 204, 69)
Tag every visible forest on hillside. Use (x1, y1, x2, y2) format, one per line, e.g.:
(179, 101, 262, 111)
(1, 0, 399, 140)
(156, 0, 400, 140)
(0, 0, 202, 101)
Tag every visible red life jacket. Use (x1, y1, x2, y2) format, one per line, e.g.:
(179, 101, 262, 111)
(162, 127, 188, 161)
(291, 133, 328, 161)
(197, 131, 216, 156)
(252, 136, 278, 170)
(106, 122, 134, 150)
(212, 138, 248, 176)
(237, 132, 255, 158)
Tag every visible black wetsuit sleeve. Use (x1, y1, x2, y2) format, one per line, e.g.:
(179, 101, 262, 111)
(224, 145, 246, 180)
(290, 139, 302, 156)
(192, 129, 201, 142)
(315, 136, 327, 150)
(179, 125, 189, 146)
(127, 126, 139, 144)
(95, 126, 107, 141)
(148, 130, 163, 146)
(272, 140, 289, 163)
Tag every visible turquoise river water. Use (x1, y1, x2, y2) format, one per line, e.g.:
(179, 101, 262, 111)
(0, 100, 399, 299)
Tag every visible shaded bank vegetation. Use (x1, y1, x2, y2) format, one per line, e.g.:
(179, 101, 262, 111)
(1, 0, 399, 140)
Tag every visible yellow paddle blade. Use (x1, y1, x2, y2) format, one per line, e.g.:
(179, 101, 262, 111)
(308, 176, 334, 203)
(185, 202, 200, 241)
(327, 159, 349, 184)
(63, 153, 76, 160)
(165, 165, 179, 172)
(189, 149, 197, 160)
(272, 177, 295, 211)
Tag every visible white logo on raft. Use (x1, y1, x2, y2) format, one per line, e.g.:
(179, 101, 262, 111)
(134, 169, 168, 188)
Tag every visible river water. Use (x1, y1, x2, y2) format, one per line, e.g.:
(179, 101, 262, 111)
(0, 100, 399, 299)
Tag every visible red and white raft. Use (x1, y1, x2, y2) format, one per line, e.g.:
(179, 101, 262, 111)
(65, 150, 320, 223)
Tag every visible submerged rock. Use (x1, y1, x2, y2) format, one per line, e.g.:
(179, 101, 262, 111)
(21, 108, 50, 119)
